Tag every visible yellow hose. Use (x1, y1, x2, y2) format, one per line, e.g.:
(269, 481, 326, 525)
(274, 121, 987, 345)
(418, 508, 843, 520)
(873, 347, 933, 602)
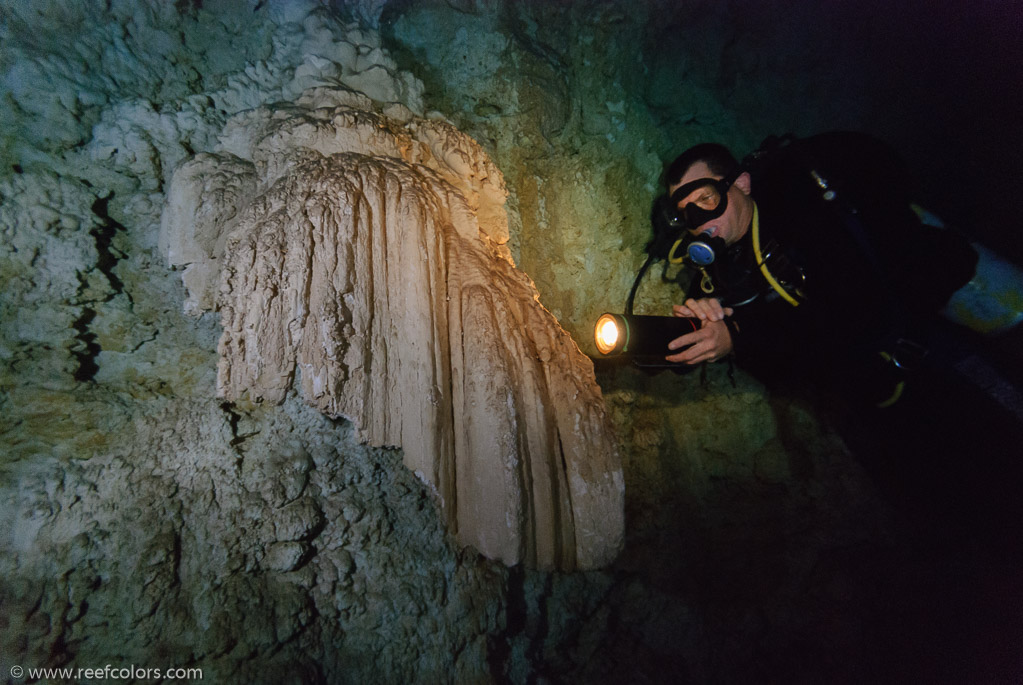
(751, 202, 801, 307)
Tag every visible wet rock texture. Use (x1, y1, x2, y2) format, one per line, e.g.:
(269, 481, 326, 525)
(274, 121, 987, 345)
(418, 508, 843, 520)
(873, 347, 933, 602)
(160, 96, 624, 570)
(0, 3, 517, 681)
(2, 398, 503, 683)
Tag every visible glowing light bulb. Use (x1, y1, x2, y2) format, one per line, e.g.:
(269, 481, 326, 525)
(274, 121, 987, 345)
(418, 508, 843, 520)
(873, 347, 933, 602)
(595, 314, 621, 354)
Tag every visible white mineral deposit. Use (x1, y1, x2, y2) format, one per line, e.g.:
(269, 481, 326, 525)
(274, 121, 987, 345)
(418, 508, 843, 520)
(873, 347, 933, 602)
(160, 93, 624, 570)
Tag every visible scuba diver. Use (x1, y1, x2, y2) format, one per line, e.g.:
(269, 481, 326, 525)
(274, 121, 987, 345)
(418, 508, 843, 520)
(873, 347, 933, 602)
(646, 133, 1023, 676)
(636, 132, 1023, 680)
(658, 132, 979, 406)
(649, 132, 1023, 542)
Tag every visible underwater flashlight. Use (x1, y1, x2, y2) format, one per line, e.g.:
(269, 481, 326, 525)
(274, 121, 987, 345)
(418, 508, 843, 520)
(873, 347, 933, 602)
(594, 313, 701, 360)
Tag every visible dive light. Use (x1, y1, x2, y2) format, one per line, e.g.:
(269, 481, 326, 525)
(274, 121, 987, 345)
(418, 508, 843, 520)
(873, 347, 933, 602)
(594, 313, 700, 361)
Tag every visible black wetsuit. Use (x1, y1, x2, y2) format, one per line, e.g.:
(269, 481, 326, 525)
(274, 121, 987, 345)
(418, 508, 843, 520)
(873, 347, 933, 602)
(706, 132, 978, 398)
(693, 135, 1023, 652)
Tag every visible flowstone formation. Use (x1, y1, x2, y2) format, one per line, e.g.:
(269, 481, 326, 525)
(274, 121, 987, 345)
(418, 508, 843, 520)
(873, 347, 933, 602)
(0, 2, 623, 679)
(160, 91, 624, 570)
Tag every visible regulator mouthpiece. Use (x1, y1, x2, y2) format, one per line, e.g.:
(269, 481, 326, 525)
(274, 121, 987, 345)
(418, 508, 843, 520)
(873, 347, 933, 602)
(686, 240, 717, 266)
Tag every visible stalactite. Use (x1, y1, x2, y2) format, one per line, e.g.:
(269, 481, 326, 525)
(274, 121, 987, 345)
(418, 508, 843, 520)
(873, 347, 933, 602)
(161, 92, 624, 570)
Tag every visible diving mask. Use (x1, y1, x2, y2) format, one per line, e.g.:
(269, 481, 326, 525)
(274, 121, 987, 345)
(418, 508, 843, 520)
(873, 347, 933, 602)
(667, 173, 737, 231)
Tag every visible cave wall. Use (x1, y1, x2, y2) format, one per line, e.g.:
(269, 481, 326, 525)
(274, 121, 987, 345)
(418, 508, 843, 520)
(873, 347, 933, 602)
(0, 2, 513, 679)
(3, 0, 1020, 682)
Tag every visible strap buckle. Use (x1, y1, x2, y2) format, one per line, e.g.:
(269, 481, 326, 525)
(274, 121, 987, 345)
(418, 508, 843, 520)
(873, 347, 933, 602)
(889, 338, 928, 370)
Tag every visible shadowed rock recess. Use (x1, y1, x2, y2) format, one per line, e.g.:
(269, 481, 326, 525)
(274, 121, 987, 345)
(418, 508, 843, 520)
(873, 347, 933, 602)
(160, 94, 624, 570)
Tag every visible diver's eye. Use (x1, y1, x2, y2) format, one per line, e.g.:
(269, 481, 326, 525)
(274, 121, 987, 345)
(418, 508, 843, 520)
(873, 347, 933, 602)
(680, 191, 713, 211)
(695, 192, 716, 208)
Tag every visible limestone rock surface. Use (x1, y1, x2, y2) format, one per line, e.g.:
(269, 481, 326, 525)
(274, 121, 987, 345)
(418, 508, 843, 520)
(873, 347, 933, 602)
(161, 95, 624, 570)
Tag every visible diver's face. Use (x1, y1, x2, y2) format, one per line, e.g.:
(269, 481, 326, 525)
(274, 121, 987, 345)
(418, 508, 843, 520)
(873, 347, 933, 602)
(669, 161, 753, 246)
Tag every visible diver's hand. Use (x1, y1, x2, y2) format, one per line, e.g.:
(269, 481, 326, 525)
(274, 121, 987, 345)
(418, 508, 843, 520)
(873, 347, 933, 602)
(666, 300, 734, 364)
(673, 299, 732, 323)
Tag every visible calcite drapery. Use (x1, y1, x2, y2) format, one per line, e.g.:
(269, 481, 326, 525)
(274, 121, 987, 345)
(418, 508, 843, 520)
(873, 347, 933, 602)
(161, 92, 623, 570)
